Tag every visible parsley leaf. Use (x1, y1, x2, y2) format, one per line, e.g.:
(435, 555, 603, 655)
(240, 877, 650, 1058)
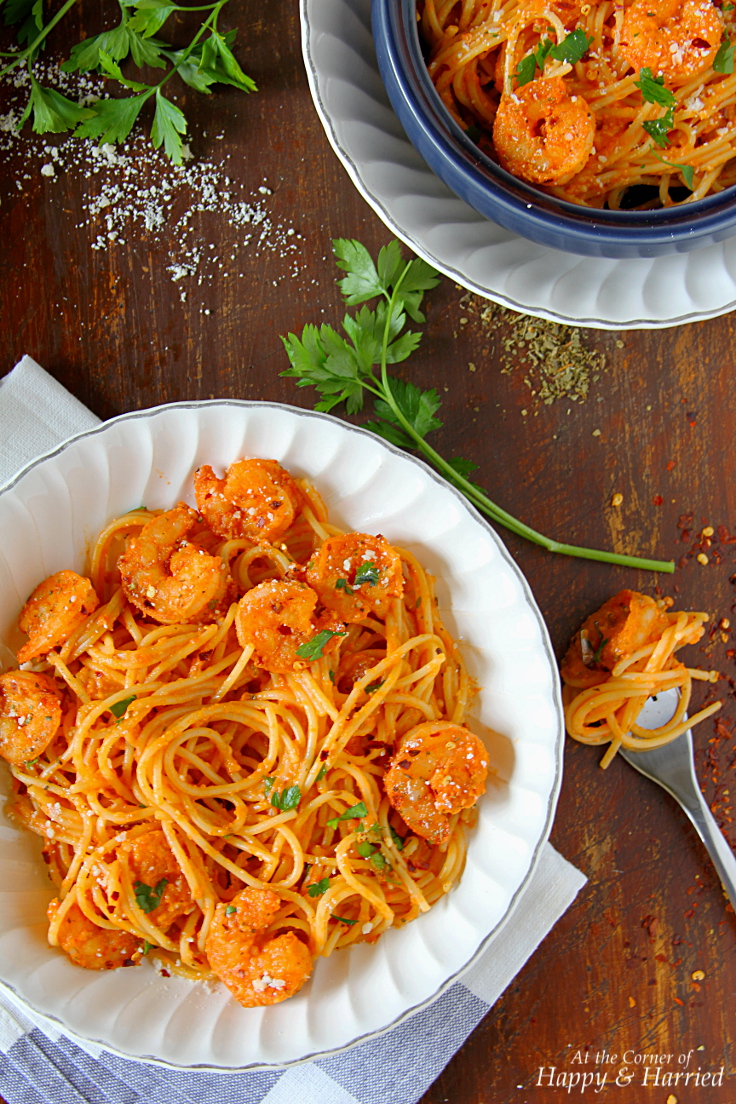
(370, 852, 389, 871)
(356, 840, 376, 857)
(652, 152, 694, 189)
(110, 694, 137, 720)
(354, 561, 380, 587)
(549, 28, 593, 65)
(127, 0, 177, 39)
(74, 94, 150, 146)
(97, 49, 148, 91)
(714, 32, 735, 74)
(643, 106, 675, 148)
(327, 800, 368, 829)
(515, 51, 539, 87)
(389, 825, 404, 850)
(151, 88, 187, 164)
(20, 76, 95, 135)
(270, 784, 301, 812)
(307, 877, 330, 897)
(225, 904, 237, 915)
(142, 940, 151, 954)
(199, 30, 257, 93)
(264, 777, 275, 797)
(634, 68, 677, 109)
(296, 629, 347, 661)
(316, 763, 328, 782)
(134, 878, 167, 913)
(336, 578, 354, 594)
(364, 679, 384, 694)
(364, 379, 442, 448)
(332, 914, 357, 925)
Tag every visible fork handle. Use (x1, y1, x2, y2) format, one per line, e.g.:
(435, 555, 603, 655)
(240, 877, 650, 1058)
(680, 792, 736, 911)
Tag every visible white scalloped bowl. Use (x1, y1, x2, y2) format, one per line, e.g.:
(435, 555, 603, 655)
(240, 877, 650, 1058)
(0, 401, 563, 1069)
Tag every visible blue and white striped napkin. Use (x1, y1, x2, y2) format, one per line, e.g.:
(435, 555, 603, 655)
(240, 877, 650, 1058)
(0, 356, 587, 1104)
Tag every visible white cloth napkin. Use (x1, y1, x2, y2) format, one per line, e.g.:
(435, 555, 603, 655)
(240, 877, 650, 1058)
(0, 356, 587, 1104)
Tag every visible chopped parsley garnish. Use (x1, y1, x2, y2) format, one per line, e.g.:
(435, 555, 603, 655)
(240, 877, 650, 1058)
(225, 905, 237, 915)
(354, 561, 380, 587)
(296, 629, 348, 661)
(307, 877, 330, 897)
(134, 878, 167, 914)
(316, 763, 328, 782)
(356, 840, 376, 858)
(652, 152, 694, 189)
(270, 784, 301, 812)
(714, 32, 735, 74)
(643, 107, 675, 148)
(591, 635, 609, 664)
(635, 68, 677, 147)
(336, 578, 354, 595)
(24, 758, 39, 766)
(548, 28, 593, 64)
(142, 940, 151, 955)
(364, 679, 384, 694)
(634, 68, 676, 109)
(370, 852, 389, 871)
(264, 777, 275, 797)
(110, 695, 136, 720)
(327, 800, 368, 829)
(332, 914, 357, 925)
(516, 28, 591, 85)
(389, 825, 404, 851)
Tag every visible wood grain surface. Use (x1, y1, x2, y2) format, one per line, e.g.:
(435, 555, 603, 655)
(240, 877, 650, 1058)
(1, 2, 735, 1102)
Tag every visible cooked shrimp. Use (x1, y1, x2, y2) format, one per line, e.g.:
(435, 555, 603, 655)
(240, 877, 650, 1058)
(306, 533, 404, 623)
(47, 899, 140, 970)
(235, 578, 344, 672)
(117, 828, 192, 929)
(194, 459, 303, 543)
(560, 589, 672, 689)
(17, 570, 99, 663)
(0, 670, 62, 766)
(384, 721, 489, 847)
(620, 0, 722, 82)
(493, 77, 595, 185)
(205, 886, 312, 1007)
(119, 504, 233, 624)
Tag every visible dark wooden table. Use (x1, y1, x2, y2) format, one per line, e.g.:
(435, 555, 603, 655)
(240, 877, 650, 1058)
(2, 3, 736, 1101)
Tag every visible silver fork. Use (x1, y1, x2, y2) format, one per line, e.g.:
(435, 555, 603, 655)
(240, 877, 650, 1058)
(618, 689, 736, 910)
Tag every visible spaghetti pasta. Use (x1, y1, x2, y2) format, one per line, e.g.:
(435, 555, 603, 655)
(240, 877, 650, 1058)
(0, 459, 489, 1007)
(561, 589, 721, 768)
(419, 0, 736, 207)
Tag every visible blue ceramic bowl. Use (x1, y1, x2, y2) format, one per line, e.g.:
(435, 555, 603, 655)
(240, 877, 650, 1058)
(371, 0, 736, 259)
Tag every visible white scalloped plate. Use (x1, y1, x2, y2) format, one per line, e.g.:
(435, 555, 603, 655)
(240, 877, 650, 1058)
(0, 401, 563, 1069)
(302, 0, 736, 330)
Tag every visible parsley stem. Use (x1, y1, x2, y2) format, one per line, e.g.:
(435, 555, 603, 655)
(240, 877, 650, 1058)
(0, 0, 81, 80)
(377, 267, 674, 574)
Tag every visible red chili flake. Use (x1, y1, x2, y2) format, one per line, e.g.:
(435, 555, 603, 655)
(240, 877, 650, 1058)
(681, 530, 691, 542)
(655, 953, 668, 963)
(653, 495, 664, 506)
(666, 460, 676, 471)
(673, 997, 684, 1006)
(718, 525, 731, 542)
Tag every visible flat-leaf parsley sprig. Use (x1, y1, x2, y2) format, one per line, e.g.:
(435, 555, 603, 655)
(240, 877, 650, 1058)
(281, 239, 673, 574)
(0, 0, 255, 162)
